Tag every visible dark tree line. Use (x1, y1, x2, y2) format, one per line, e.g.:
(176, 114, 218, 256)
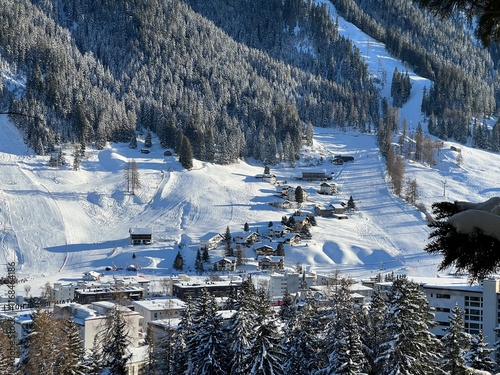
(0, 0, 380, 165)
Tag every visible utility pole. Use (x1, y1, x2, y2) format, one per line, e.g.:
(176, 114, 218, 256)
(442, 180, 447, 196)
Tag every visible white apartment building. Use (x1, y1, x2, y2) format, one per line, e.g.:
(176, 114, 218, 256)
(131, 297, 186, 331)
(375, 276, 500, 351)
(56, 301, 142, 351)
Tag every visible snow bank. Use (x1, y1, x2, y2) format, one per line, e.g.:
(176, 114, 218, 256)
(456, 197, 500, 213)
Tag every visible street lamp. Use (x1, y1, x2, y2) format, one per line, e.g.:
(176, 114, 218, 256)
(442, 180, 447, 196)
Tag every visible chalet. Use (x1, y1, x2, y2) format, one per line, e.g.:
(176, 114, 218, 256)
(268, 200, 294, 209)
(83, 271, 101, 282)
(331, 202, 346, 215)
(212, 257, 237, 272)
(129, 228, 152, 245)
(232, 231, 259, 247)
(253, 244, 277, 257)
(199, 232, 225, 250)
(257, 256, 284, 271)
(268, 224, 291, 238)
(262, 174, 277, 184)
(319, 182, 338, 195)
(314, 204, 335, 217)
(276, 185, 291, 196)
(292, 213, 310, 229)
(281, 233, 301, 246)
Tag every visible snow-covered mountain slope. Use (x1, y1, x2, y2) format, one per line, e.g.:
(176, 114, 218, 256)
(0, 4, 499, 297)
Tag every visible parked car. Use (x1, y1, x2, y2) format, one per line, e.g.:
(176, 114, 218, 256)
(140, 149, 150, 154)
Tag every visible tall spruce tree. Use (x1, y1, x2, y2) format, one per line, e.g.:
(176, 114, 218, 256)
(440, 304, 471, 374)
(282, 291, 323, 374)
(465, 330, 496, 373)
(376, 276, 443, 375)
(100, 306, 132, 375)
(185, 289, 228, 374)
(247, 288, 285, 375)
(228, 279, 258, 375)
(360, 288, 388, 375)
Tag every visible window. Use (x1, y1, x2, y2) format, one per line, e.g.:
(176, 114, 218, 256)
(436, 294, 451, 299)
(435, 307, 451, 313)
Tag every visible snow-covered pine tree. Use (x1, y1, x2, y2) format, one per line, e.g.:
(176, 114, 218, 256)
(247, 288, 285, 375)
(100, 306, 132, 375)
(55, 315, 86, 375)
(465, 330, 496, 373)
(228, 279, 258, 375)
(360, 287, 388, 375)
(278, 288, 295, 322)
(185, 289, 228, 374)
(440, 304, 471, 374)
(316, 278, 364, 375)
(195, 248, 204, 275)
(172, 297, 194, 374)
(145, 129, 152, 148)
(82, 336, 104, 375)
(376, 276, 443, 375)
(282, 291, 323, 374)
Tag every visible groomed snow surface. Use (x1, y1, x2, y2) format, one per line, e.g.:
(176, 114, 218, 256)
(1, 115, 499, 297)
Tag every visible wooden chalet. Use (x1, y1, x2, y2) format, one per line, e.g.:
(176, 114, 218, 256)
(257, 256, 284, 270)
(232, 231, 259, 247)
(253, 244, 277, 257)
(199, 232, 225, 250)
(281, 233, 301, 246)
(212, 257, 237, 272)
(268, 224, 291, 238)
(319, 182, 338, 195)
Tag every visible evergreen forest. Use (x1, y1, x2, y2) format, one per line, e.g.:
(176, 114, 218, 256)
(1, 0, 500, 163)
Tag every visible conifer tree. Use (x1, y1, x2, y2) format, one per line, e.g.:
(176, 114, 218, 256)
(144, 129, 152, 148)
(228, 280, 258, 375)
(376, 276, 442, 375)
(225, 226, 234, 257)
(347, 196, 356, 211)
(56, 315, 86, 375)
(0, 324, 14, 374)
(186, 289, 228, 374)
(466, 330, 496, 373)
(360, 288, 388, 375)
(316, 279, 364, 375)
(179, 135, 194, 170)
(100, 306, 131, 375)
(247, 288, 285, 375)
(129, 134, 137, 149)
(173, 250, 184, 271)
(16, 310, 60, 375)
(295, 185, 305, 206)
(305, 121, 314, 147)
(440, 304, 471, 374)
(283, 291, 323, 374)
(202, 247, 210, 263)
(195, 248, 204, 275)
(172, 297, 194, 374)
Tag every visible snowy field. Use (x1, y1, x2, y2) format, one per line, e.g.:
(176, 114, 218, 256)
(1, 2, 499, 298)
(1, 114, 499, 298)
